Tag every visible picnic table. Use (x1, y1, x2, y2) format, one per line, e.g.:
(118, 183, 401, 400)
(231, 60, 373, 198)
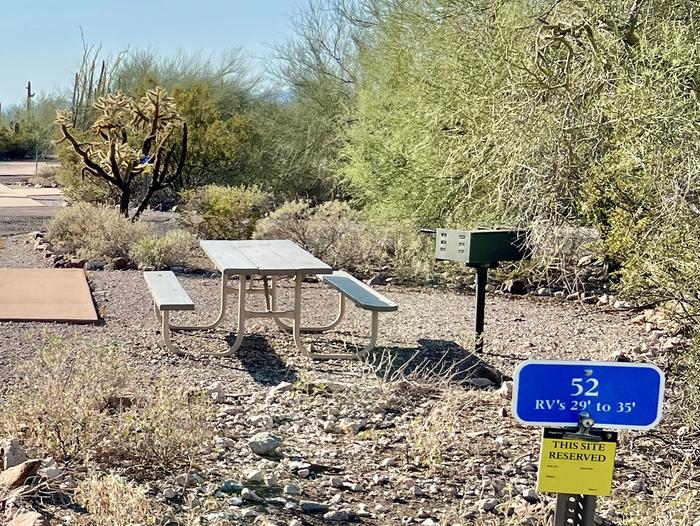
(145, 239, 397, 360)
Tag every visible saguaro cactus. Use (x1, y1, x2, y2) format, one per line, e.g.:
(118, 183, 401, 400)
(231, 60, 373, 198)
(56, 87, 188, 220)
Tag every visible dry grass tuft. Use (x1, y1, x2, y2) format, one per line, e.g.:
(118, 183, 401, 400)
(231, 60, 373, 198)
(75, 473, 151, 526)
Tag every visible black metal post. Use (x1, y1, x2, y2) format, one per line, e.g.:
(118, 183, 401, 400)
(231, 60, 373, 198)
(555, 494, 596, 526)
(473, 264, 488, 353)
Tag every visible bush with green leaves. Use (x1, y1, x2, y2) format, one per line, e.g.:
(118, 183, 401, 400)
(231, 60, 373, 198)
(130, 229, 198, 269)
(48, 202, 149, 260)
(180, 184, 270, 240)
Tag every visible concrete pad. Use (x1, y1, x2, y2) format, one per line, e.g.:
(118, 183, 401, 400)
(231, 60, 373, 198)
(0, 269, 98, 323)
(13, 188, 64, 197)
(0, 197, 45, 207)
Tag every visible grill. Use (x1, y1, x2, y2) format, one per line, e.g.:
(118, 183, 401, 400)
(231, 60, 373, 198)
(430, 228, 530, 352)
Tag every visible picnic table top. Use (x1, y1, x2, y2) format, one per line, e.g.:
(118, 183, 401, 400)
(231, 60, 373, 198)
(200, 239, 333, 275)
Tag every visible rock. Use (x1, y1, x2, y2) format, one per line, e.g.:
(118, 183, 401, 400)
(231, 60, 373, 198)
(163, 487, 179, 499)
(297, 468, 310, 478)
(421, 520, 437, 526)
(220, 480, 244, 494)
(175, 473, 203, 488)
(323, 510, 351, 522)
(0, 459, 41, 489)
(502, 279, 527, 295)
(480, 498, 499, 512)
(246, 469, 265, 482)
(473, 363, 504, 385)
(301, 501, 329, 513)
(496, 380, 513, 399)
(284, 483, 302, 496)
(577, 255, 593, 266)
(466, 377, 494, 388)
(338, 419, 364, 434)
(1, 438, 27, 470)
(112, 256, 130, 269)
(356, 503, 371, 517)
(214, 436, 236, 449)
(380, 457, 396, 468)
(248, 432, 282, 456)
(609, 351, 631, 362)
(268, 381, 293, 398)
(205, 382, 227, 403)
(485, 283, 497, 293)
(37, 457, 61, 480)
(240, 508, 258, 519)
(375, 504, 389, 513)
(553, 290, 566, 299)
(495, 436, 510, 447)
(330, 476, 344, 489)
(626, 480, 645, 493)
(537, 287, 552, 296)
(250, 415, 275, 429)
(367, 275, 387, 286)
(521, 488, 539, 503)
(7, 512, 48, 526)
(566, 292, 580, 301)
(85, 260, 106, 271)
(242, 487, 264, 502)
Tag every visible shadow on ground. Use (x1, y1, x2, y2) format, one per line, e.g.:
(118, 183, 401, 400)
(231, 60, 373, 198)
(361, 338, 505, 386)
(225, 333, 299, 386)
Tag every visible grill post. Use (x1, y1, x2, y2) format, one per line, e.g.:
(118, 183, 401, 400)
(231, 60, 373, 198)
(474, 264, 488, 353)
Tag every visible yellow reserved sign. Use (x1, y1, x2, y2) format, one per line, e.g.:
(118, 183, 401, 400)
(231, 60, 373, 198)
(537, 428, 618, 496)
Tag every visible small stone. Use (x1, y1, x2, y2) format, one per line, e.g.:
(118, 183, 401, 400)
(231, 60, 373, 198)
(467, 377, 494, 388)
(241, 487, 264, 502)
(480, 498, 499, 512)
(250, 414, 275, 429)
(496, 381, 513, 399)
(495, 436, 510, 447)
(566, 293, 580, 301)
(300, 501, 329, 513)
(554, 291, 566, 300)
(247, 432, 282, 456)
(380, 457, 396, 468)
(220, 480, 244, 494)
(297, 468, 310, 478)
(577, 255, 593, 266)
(421, 520, 437, 526)
(356, 503, 370, 517)
(338, 419, 364, 434)
(375, 504, 389, 513)
(284, 483, 302, 496)
(413, 485, 426, 496)
(323, 510, 350, 522)
(85, 260, 106, 271)
(537, 287, 552, 296)
(626, 479, 645, 493)
(330, 476, 344, 488)
(246, 469, 265, 482)
(521, 488, 539, 503)
(163, 487, 179, 499)
(37, 457, 61, 479)
(368, 275, 387, 286)
(240, 508, 258, 518)
(175, 473, 203, 488)
(214, 436, 236, 449)
(112, 256, 129, 269)
(205, 382, 227, 403)
(609, 351, 631, 362)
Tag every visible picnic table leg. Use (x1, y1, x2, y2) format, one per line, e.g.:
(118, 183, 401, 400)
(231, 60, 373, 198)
(271, 276, 346, 333)
(153, 306, 186, 356)
(205, 272, 248, 356)
(169, 271, 230, 331)
(292, 273, 367, 361)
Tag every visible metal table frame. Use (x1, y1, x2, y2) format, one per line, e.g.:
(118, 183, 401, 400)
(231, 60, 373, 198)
(165, 240, 368, 360)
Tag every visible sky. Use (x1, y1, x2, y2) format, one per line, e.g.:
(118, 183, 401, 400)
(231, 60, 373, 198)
(0, 0, 301, 106)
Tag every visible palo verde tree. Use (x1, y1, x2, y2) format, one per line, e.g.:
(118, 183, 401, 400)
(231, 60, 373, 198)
(56, 87, 188, 220)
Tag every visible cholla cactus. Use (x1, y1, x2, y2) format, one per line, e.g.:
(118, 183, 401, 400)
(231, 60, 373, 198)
(56, 88, 188, 220)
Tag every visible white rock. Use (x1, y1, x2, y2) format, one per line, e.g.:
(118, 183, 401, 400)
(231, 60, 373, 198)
(496, 381, 513, 399)
(380, 457, 396, 468)
(250, 415, 275, 429)
(537, 287, 552, 296)
(247, 432, 282, 456)
(554, 291, 566, 300)
(205, 382, 226, 403)
(38, 457, 62, 480)
(297, 468, 310, 478)
(214, 436, 236, 449)
(375, 504, 389, 513)
(241, 487, 263, 502)
(246, 469, 265, 482)
(323, 510, 351, 522)
(356, 503, 370, 517)
(240, 508, 258, 518)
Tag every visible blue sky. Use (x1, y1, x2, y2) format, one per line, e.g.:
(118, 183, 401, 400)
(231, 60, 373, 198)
(0, 0, 301, 106)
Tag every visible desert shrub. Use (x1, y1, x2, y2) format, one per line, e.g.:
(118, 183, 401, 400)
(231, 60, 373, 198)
(131, 229, 198, 269)
(180, 184, 270, 240)
(76, 473, 151, 526)
(0, 337, 213, 472)
(48, 202, 149, 260)
(255, 200, 450, 282)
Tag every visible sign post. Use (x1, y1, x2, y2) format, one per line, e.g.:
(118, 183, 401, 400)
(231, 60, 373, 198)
(512, 360, 665, 526)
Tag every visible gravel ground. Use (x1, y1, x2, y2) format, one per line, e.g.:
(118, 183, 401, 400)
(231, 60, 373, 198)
(0, 217, 696, 526)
